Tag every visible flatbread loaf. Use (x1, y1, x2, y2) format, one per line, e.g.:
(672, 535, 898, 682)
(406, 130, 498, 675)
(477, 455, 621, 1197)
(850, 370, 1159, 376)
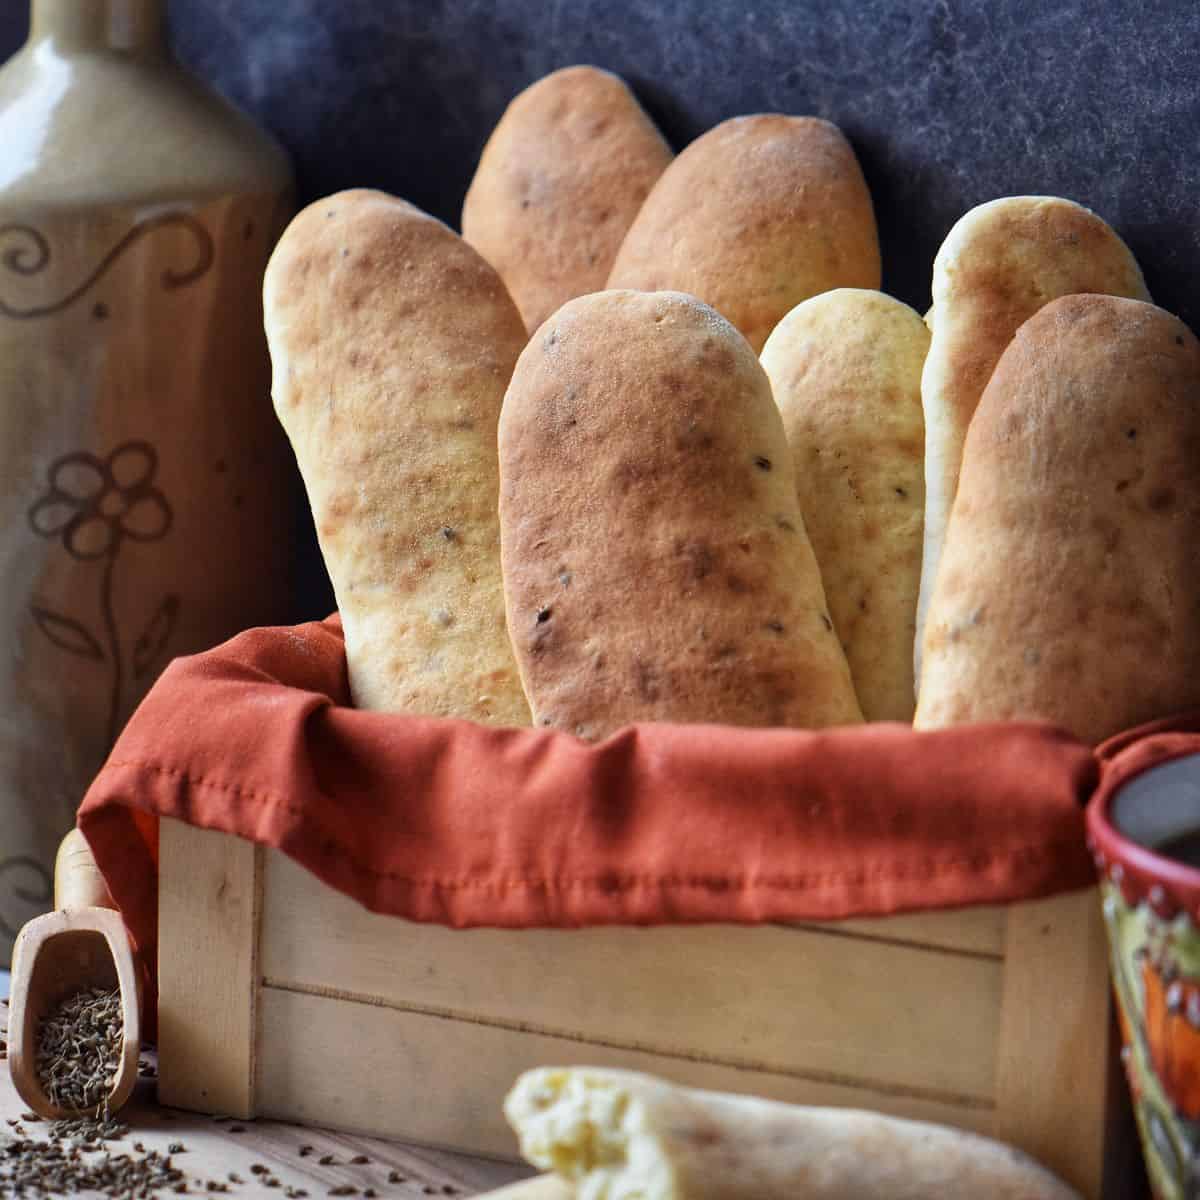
(264, 188, 530, 724)
(462, 65, 672, 334)
(761, 288, 928, 722)
(498, 289, 863, 739)
(915, 196, 1149, 676)
(606, 115, 880, 353)
(915, 294, 1200, 744)
(505, 1066, 1080, 1200)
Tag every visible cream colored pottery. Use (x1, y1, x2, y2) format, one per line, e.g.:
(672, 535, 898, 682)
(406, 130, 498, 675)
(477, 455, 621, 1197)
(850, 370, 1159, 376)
(0, 0, 296, 960)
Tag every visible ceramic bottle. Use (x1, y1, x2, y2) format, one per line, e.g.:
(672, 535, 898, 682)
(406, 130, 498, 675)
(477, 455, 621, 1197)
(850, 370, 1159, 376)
(0, 0, 296, 958)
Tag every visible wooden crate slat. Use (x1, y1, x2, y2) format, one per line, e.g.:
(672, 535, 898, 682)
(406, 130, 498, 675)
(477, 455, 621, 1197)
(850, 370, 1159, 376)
(260, 848, 1002, 1101)
(158, 820, 262, 1119)
(254, 985, 996, 1158)
(787, 904, 1006, 957)
(993, 886, 1112, 1199)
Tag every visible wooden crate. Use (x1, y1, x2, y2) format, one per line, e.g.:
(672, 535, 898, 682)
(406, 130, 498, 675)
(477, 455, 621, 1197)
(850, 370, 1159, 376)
(156, 818, 1134, 1198)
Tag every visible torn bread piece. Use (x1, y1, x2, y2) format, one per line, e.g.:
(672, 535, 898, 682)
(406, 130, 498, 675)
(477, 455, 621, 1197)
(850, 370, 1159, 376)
(264, 188, 530, 724)
(498, 289, 863, 740)
(916, 294, 1200, 744)
(915, 195, 1149, 678)
(761, 288, 928, 721)
(505, 1066, 1080, 1200)
(463, 66, 672, 334)
(607, 115, 879, 353)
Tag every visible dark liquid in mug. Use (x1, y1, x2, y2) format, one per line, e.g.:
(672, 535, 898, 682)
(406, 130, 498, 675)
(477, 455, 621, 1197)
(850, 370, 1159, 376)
(1156, 831, 1200, 870)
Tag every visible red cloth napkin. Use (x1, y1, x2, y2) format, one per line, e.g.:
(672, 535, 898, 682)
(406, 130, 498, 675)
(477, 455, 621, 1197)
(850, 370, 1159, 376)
(78, 613, 1103, 1025)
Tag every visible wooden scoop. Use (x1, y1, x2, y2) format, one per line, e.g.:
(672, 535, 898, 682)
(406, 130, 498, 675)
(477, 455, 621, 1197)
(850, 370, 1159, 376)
(8, 828, 142, 1119)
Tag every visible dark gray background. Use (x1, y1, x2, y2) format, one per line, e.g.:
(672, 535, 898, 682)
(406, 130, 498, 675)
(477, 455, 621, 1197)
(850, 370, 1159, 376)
(3, 0, 1197, 617)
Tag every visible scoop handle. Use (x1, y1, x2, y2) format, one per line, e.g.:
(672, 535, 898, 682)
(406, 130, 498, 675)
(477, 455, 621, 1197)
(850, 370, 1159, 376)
(54, 827, 115, 911)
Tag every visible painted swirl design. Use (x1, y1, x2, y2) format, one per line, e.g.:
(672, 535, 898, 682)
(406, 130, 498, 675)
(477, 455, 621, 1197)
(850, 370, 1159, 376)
(0, 211, 214, 319)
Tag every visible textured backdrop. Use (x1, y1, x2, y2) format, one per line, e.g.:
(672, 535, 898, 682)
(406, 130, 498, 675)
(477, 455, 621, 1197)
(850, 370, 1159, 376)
(2, 0, 1198, 613)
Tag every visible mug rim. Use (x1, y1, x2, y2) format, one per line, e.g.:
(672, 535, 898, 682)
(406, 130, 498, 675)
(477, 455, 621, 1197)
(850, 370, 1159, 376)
(1087, 752, 1200, 912)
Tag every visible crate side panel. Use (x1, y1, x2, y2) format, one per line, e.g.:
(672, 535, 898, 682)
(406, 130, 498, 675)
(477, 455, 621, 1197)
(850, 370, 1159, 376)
(260, 850, 1002, 1101)
(254, 985, 996, 1158)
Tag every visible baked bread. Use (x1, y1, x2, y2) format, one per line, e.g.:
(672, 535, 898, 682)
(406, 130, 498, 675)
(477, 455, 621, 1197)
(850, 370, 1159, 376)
(264, 188, 530, 724)
(915, 196, 1149, 675)
(506, 1066, 1080, 1200)
(462, 65, 672, 333)
(915, 294, 1200, 744)
(606, 115, 879, 352)
(761, 289, 928, 722)
(498, 289, 863, 739)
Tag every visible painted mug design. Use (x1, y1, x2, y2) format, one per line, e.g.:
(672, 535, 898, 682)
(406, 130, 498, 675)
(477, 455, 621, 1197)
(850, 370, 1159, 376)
(1099, 864, 1200, 1199)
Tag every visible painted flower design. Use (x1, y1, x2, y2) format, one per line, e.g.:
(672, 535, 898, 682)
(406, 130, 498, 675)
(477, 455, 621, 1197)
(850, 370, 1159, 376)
(28, 441, 172, 560)
(27, 440, 179, 749)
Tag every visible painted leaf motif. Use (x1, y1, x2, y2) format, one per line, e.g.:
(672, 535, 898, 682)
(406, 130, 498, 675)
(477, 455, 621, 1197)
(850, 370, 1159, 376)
(133, 592, 180, 679)
(30, 604, 105, 660)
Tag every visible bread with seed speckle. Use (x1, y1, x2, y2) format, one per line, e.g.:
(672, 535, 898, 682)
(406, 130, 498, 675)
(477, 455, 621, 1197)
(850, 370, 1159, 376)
(264, 188, 530, 724)
(499, 288, 863, 739)
(463, 65, 672, 334)
(916, 293, 1200, 744)
(607, 115, 880, 353)
(761, 289, 928, 722)
(915, 196, 1149, 677)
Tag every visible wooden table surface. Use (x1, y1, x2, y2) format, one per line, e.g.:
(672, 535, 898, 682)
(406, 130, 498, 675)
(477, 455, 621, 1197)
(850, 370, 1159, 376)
(0, 993, 531, 1199)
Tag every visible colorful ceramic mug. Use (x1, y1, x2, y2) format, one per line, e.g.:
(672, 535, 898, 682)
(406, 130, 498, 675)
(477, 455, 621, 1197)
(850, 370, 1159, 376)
(1088, 752, 1200, 1200)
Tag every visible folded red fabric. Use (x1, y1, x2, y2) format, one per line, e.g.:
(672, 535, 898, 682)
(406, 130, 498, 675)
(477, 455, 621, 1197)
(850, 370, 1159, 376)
(78, 614, 1105, 1025)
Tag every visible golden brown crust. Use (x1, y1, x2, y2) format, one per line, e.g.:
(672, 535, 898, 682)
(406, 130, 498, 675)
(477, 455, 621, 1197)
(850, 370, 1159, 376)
(462, 66, 672, 334)
(264, 188, 530, 725)
(761, 289, 928, 722)
(915, 294, 1200, 744)
(606, 115, 880, 353)
(915, 196, 1150, 673)
(498, 289, 863, 740)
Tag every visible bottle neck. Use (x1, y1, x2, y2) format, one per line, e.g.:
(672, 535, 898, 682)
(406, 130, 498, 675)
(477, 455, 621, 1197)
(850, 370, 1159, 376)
(28, 0, 168, 56)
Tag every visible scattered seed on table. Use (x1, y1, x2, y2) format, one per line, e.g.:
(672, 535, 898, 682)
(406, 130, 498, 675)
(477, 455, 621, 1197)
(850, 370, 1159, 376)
(19, 1112, 41, 1123)
(350, 1154, 369, 1164)
(387, 1171, 405, 1184)
(299, 1145, 315, 1157)
(328, 1188, 357, 1198)
(229, 1172, 244, 1183)
(266, 1179, 282, 1189)
(364, 1190, 378, 1198)
(251, 1163, 270, 1174)
(443, 1186, 459, 1194)
(319, 1154, 336, 1165)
